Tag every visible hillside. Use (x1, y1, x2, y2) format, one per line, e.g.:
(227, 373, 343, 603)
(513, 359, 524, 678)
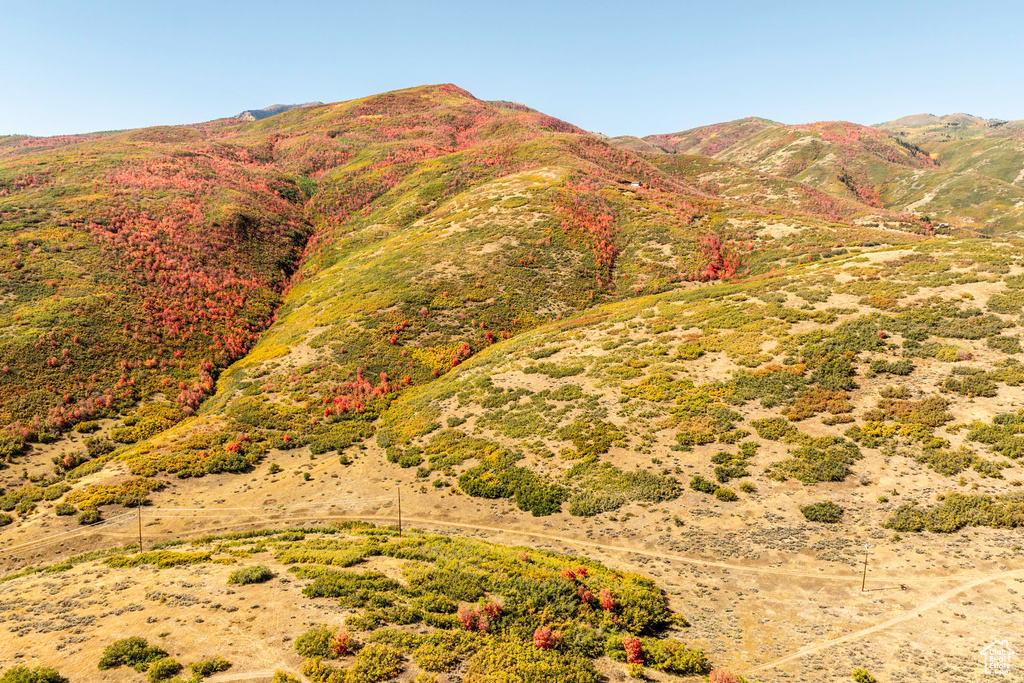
(1, 86, 1023, 683)
(643, 118, 780, 157)
(633, 117, 1024, 234)
(876, 114, 1024, 195)
(0, 84, 921, 484)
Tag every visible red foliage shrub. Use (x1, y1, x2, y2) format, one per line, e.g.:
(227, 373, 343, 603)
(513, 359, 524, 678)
(709, 669, 740, 683)
(533, 626, 563, 651)
(330, 630, 351, 656)
(696, 231, 744, 281)
(456, 604, 477, 631)
(622, 636, 644, 664)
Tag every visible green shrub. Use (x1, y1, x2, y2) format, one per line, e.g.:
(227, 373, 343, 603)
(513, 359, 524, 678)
(525, 362, 585, 378)
(800, 501, 844, 523)
(689, 475, 718, 494)
(0, 666, 66, 683)
(83, 438, 116, 458)
(345, 643, 403, 683)
(556, 420, 623, 458)
(189, 658, 231, 678)
(272, 672, 301, 683)
(636, 637, 709, 674)
(943, 373, 998, 398)
(97, 637, 168, 671)
(458, 460, 566, 516)
(752, 417, 798, 442)
(466, 639, 599, 683)
(110, 403, 183, 444)
(810, 357, 856, 391)
(852, 668, 876, 683)
(74, 420, 100, 433)
(458, 464, 512, 499)
(227, 565, 274, 585)
(738, 481, 756, 494)
(714, 488, 737, 502)
(773, 437, 861, 484)
(988, 335, 1021, 354)
(882, 504, 927, 532)
(868, 359, 914, 375)
(54, 502, 76, 516)
(413, 641, 459, 672)
(711, 448, 752, 483)
(0, 513, 12, 527)
(294, 625, 338, 659)
(147, 658, 182, 682)
(105, 551, 211, 569)
(567, 490, 626, 516)
(41, 484, 70, 501)
(566, 463, 680, 516)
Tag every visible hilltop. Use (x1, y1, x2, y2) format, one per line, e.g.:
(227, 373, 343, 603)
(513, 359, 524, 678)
(236, 102, 326, 122)
(1, 86, 1023, 683)
(875, 112, 1021, 141)
(630, 113, 1024, 233)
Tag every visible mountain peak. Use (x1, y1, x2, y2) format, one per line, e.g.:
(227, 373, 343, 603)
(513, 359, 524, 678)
(236, 101, 324, 122)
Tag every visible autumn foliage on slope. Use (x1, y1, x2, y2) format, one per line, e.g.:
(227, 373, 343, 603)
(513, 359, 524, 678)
(0, 85, 626, 460)
(0, 83, 886, 473)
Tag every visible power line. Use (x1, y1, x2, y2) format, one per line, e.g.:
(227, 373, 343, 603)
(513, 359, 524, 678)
(0, 494, 397, 563)
(0, 512, 136, 558)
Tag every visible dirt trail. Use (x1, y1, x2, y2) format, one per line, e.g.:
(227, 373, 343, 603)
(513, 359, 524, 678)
(3, 508, 997, 586)
(209, 670, 307, 683)
(746, 567, 1024, 675)
(43, 509, 976, 585)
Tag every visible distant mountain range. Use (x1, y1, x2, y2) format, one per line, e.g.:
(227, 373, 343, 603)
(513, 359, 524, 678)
(235, 101, 324, 122)
(606, 111, 1024, 233)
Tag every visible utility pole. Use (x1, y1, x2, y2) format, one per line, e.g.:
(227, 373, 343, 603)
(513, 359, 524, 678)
(137, 503, 143, 553)
(861, 544, 872, 592)
(397, 485, 402, 537)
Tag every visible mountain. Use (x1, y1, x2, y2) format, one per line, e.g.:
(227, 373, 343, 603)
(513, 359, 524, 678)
(875, 112, 1019, 140)
(628, 115, 1024, 233)
(236, 101, 324, 121)
(643, 117, 780, 156)
(874, 113, 1024, 195)
(1, 86, 1023, 683)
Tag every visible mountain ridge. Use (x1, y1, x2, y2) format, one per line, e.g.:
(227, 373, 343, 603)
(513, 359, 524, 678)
(235, 101, 325, 122)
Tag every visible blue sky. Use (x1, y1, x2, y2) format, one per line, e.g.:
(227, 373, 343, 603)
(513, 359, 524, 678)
(2, 0, 1022, 137)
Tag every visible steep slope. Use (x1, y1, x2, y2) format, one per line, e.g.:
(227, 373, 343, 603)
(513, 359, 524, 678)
(1, 84, 927, 485)
(0, 124, 312, 459)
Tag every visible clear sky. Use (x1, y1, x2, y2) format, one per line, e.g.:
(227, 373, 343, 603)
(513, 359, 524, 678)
(2, 0, 1023, 137)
